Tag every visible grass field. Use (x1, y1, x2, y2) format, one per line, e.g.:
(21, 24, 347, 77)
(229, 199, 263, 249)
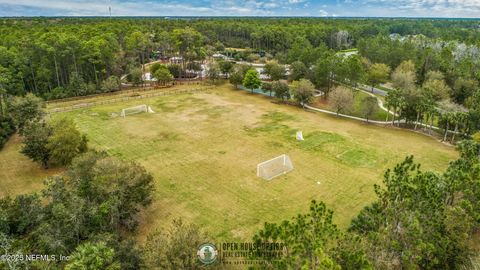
(0, 84, 458, 242)
(0, 135, 62, 197)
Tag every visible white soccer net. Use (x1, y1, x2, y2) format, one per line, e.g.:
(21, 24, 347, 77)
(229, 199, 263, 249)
(120, 105, 154, 117)
(296, 131, 304, 141)
(257, 154, 294, 180)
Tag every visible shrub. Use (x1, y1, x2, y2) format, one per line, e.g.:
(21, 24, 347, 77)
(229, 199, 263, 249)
(0, 116, 15, 150)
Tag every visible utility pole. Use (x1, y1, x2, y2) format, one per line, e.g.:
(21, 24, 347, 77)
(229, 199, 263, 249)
(107, 0, 112, 17)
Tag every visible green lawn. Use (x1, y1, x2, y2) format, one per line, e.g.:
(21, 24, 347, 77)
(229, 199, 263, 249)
(337, 48, 358, 53)
(0, 84, 458, 242)
(376, 84, 393, 92)
(0, 135, 62, 197)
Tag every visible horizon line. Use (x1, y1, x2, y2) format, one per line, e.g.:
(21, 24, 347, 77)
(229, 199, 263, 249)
(1, 15, 480, 20)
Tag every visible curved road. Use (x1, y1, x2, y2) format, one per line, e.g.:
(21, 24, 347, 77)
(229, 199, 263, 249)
(358, 84, 389, 96)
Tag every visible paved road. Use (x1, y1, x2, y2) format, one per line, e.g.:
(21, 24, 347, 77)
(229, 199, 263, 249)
(358, 88, 396, 116)
(357, 84, 389, 97)
(333, 80, 390, 97)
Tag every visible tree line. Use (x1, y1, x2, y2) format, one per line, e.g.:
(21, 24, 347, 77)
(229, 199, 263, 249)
(1, 17, 479, 97)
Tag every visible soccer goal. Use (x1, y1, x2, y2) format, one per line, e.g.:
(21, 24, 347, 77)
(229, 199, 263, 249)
(296, 131, 304, 141)
(257, 154, 294, 180)
(120, 104, 154, 117)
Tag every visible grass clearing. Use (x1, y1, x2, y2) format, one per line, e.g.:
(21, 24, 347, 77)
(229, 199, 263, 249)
(338, 48, 358, 53)
(0, 84, 457, 242)
(0, 135, 62, 197)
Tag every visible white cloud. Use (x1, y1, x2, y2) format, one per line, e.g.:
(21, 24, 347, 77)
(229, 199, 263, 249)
(0, 0, 289, 16)
(362, 0, 480, 17)
(288, 0, 307, 4)
(1, 0, 480, 17)
(0, 0, 218, 16)
(319, 9, 329, 16)
(0, 0, 321, 16)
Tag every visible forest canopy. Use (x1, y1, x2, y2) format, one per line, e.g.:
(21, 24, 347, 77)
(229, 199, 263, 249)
(0, 17, 480, 99)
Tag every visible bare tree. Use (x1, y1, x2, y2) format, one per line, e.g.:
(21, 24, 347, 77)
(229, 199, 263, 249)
(329, 86, 354, 115)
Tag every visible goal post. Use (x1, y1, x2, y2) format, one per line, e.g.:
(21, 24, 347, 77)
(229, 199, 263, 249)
(257, 154, 294, 180)
(120, 104, 154, 117)
(296, 131, 304, 141)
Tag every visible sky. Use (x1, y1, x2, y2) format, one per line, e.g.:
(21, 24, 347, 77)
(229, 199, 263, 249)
(0, 0, 480, 18)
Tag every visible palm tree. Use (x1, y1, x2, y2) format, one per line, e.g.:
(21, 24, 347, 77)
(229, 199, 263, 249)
(424, 102, 437, 135)
(386, 88, 403, 126)
(438, 100, 467, 142)
(450, 112, 468, 143)
(414, 95, 426, 130)
(414, 90, 437, 130)
(441, 112, 453, 142)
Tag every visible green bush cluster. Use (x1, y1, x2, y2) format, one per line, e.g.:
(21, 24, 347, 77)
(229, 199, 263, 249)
(0, 116, 15, 150)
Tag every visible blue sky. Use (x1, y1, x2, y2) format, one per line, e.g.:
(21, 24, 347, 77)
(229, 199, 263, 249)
(0, 0, 479, 18)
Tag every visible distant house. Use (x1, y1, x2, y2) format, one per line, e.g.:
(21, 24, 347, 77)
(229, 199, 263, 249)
(256, 67, 269, 80)
(143, 72, 156, 81)
(213, 53, 235, 61)
(389, 33, 405, 41)
(336, 49, 358, 58)
(170, 56, 183, 64)
(212, 53, 227, 59)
